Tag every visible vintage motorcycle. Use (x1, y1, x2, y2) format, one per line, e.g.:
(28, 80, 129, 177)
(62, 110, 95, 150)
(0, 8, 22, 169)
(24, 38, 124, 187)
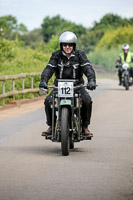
(121, 62, 133, 90)
(39, 79, 93, 156)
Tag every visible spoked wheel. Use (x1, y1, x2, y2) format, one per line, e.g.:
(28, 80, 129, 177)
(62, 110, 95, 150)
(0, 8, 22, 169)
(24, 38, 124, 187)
(124, 75, 129, 90)
(61, 107, 70, 156)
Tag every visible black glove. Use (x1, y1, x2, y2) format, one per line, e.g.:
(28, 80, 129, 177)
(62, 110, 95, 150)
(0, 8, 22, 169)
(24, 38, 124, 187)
(39, 81, 48, 89)
(87, 79, 96, 90)
(115, 62, 120, 68)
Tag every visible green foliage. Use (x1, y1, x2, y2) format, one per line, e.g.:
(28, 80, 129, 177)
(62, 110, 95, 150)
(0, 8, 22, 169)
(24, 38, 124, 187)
(58, 21, 87, 37)
(41, 15, 65, 43)
(88, 47, 118, 68)
(88, 46, 133, 68)
(78, 30, 103, 53)
(0, 15, 28, 40)
(90, 13, 133, 51)
(0, 38, 52, 104)
(22, 28, 44, 48)
(44, 35, 59, 52)
(17, 23, 28, 34)
(96, 26, 133, 49)
(0, 15, 17, 38)
(92, 13, 130, 32)
(0, 39, 17, 63)
(128, 18, 133, 25)
(41, 15, 87, 43)
(0, 39, 50, 76)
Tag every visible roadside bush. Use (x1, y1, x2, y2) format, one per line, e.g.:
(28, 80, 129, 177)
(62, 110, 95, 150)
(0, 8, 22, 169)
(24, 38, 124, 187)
(0, 39, 51, 76)
(0, 39, 52, 104)
(88, 47, 121, 68)
(96, 26, 133, 49)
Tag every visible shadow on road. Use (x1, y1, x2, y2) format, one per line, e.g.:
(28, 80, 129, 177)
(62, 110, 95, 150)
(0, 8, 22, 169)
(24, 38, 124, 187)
(3, 144, 88, 157)
(17, 145, 62, 156)
(108, 87, 133, 91)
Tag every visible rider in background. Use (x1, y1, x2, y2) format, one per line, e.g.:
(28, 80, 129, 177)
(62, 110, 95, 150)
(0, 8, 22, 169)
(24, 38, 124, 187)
(115, 44, 133, 85)
(39, 31, 96, 138)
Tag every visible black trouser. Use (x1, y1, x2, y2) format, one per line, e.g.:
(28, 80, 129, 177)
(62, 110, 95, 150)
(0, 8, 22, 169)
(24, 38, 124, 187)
(118, 66, 123, 83)
(44, 88, 92, 127)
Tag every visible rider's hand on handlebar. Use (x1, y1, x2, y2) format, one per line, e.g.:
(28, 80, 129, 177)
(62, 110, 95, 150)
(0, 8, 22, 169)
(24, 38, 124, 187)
(115, 62, 120, 68)
(115, 65, 119, 68)
(39, 81, 48, 89)
(87, 79, 96, 90)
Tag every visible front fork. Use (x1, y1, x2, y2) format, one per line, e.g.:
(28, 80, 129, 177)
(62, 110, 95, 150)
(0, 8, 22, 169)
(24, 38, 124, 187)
(51, 92, 56, 141)
(51, 93, 82, 142)
(51, 93, 65, 142)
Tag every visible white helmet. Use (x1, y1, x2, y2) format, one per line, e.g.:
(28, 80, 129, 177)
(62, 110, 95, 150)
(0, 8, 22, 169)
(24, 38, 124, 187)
(122, 44, 130, 50)
(59, 31, 77, 50)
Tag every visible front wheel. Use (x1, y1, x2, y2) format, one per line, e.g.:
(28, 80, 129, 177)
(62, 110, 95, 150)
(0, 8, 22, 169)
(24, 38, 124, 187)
(124, 75, 129, 90)
(61, 107, 70, 156)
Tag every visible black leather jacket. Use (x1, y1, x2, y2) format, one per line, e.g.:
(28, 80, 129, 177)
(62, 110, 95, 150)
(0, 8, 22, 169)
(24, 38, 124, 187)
(41, 49, 96, 85)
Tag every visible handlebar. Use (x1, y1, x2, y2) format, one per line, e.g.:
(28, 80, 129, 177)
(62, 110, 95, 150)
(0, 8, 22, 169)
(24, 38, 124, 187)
(39, 84, 98, 95)
(48, 84, 87, 89)
(39, 84, 87, 95)
(47, 84, 98, 89)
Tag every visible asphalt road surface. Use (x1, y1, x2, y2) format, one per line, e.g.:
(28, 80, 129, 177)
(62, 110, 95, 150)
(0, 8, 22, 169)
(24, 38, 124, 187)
(0, 79, 133, 200)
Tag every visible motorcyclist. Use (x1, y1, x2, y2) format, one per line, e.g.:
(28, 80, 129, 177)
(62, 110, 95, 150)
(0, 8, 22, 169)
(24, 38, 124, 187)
(39, 31, 96, 138)
(115, 44, 133, 85)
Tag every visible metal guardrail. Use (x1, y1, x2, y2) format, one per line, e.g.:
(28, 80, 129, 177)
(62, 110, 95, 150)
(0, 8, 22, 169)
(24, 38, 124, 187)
(0, 72, 41, 103)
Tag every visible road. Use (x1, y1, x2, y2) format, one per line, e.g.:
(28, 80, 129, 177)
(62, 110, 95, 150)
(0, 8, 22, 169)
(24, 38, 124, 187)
(0, 79, 133, 200)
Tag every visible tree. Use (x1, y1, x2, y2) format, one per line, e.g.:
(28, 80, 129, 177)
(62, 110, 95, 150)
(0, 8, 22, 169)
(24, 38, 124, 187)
(45, 35, 59, 52)
(0, 15, 17, 38)
(41, 15, 87, 43)
(128, 17, 133, 25)
(41, 15, 65, 43)
(17, 23, 28, 35)
(96, 26, 133, 49)
(22, 28, 43, 48)
(59, 21, 87, 37)
(0, 15, 28, 40)
(78, 29, 103, 52)
(92, 13, 124, 32)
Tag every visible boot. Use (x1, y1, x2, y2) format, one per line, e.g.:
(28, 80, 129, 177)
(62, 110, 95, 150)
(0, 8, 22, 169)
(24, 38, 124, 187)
(83, 126, 93, 138)
(42, 126, 52, 136)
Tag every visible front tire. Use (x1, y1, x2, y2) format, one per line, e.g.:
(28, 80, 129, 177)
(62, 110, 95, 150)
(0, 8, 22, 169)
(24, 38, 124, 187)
(124, 75, 129, 90)
(61, 107, 70, 156)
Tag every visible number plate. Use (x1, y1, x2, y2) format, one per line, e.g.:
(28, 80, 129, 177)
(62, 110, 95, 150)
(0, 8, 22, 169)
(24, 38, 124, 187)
(58, 82, 73, 97)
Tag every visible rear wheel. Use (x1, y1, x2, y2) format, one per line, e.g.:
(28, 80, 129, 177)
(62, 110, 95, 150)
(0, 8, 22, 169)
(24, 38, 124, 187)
(61, 107, 70, 156)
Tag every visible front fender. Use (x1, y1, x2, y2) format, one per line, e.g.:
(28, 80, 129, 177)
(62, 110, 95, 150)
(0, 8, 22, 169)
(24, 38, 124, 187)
(60, 99, 72, 106)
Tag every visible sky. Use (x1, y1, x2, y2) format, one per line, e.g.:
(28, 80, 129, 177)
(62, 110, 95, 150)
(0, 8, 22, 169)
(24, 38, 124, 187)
(0, 0, 133, 31)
